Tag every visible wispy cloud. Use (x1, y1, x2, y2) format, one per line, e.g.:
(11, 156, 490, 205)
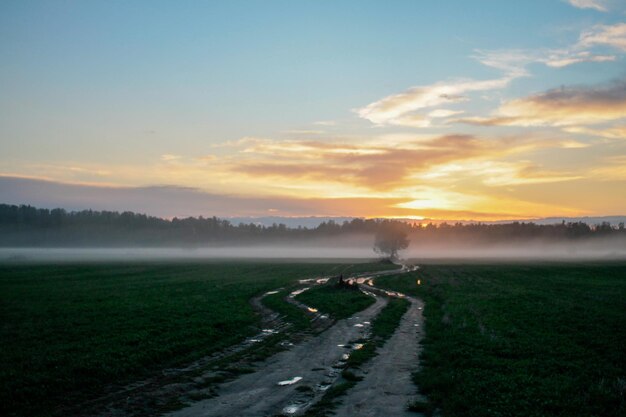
(160, 154, 182, 162)
(579, 23, 626, 51)
(563, 125, 626, 139)
(459, 78, 626, 127)
(229, 135, 489, 190)
(356, 76, 514, 128)
(474, 22, 626, 72)
(567, 0, 609, 12)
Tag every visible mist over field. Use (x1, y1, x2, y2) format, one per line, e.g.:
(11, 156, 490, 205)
(2, 234, 625, 263)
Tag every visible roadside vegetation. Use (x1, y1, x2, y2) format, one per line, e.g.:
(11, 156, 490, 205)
(0, 260, 389, 417)
(261, 289, 312, 330)
(261, 261, 399, 330)
(295, 284, 375, 320)
(376, 262, 626, 417)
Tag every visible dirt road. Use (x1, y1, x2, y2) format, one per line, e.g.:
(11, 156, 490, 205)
(167, 295, 388, 417)
(333, 290, 425, 416)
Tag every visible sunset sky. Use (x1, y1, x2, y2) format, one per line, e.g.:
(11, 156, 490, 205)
(1, 0, 626, 220)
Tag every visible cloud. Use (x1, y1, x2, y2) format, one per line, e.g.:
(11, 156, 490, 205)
(578, 23, 626, 52)
(543, 50, 615, 67)
(313, 120, 336, 126)
(428, 109, 465, 118)
(590, 156, 626, 180)
(0, 175, 587, 221)
(459, 78, 626, 127)
(359, 22, 625, 131)
(0, 174, 509, 219)
(160, 154, 182, 162)
(563, 125, 626, 139)
(474, 46, 616, 71)
(567, 0, 608, 11)
(227, 134, 495, 191)
(356, 77, 514, 128)
(475, 22, 626, 72)
(481, 163, 583, 186)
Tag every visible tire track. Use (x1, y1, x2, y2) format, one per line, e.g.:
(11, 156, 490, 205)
(166, 295, 388, 417)
(333, 287, 425, 416)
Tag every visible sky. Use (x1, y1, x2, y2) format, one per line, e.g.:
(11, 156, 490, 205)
(1, 0, 626, 220)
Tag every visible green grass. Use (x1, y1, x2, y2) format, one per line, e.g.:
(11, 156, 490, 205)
(262, 289, 312, 330)
(295, 284, 375, 319)
(376, 262, 626, 417)
(261, 260, 399, 329)
(0, 260, 389, 417)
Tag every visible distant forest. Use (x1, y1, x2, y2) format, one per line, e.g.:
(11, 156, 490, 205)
(0, 204, 625, 247)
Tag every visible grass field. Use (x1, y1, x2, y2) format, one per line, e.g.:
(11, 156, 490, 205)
(295, 284, 376, 320)
(0, 260, 390, 417)
(376, 262, 626, 417)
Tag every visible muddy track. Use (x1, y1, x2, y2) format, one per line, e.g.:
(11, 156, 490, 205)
(166, 295, 388, 417)
(334, 286, 425, 416)
(73, 265, 408, 417)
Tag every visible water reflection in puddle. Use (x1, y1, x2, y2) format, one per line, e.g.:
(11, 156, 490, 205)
(298, 277, 330, 284)
(290, 287, 310, 297)
(316, 383, 331, 391)
(277, 376, 303, 386)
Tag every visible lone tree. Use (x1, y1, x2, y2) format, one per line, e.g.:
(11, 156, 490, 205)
(373, 223, 410, 261)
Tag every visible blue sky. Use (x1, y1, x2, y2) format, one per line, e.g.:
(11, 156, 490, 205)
(1, 0, 625, 219)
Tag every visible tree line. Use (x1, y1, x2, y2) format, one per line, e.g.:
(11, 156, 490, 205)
(0, 204, 624, 247)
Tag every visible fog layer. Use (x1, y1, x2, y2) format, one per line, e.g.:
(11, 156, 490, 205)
(2, 235, 625, 263)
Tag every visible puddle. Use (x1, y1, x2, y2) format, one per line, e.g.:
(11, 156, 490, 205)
(264, 290, 280, 295)
(307, 307, 318, 313)
(316, 383, 331, 391)
(342, 353, 350, 360)
(320, 314, 329, 319)
(250, 339, 261, 343)
(363, 321, 370, 324)
(298, 277, 330, 284)
(290, 287, 310, 297)
(337, 344, 345, 347)
(262, 329, 278, 334)
(283, 405, 300, 414)
(278, 376, 303, 386)
(353, 343, 364, 350)
(354, 324, 364, 327)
